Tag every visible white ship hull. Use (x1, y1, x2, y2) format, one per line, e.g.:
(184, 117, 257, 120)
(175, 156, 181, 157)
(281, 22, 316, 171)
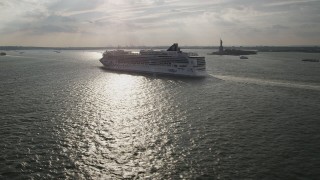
(100, 62, 207, 77)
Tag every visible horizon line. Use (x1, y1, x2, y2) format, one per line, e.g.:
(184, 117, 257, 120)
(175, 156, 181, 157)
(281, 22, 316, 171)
(1, 44, 320, 49)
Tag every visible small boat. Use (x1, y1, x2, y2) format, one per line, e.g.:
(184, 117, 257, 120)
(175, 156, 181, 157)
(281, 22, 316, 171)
(0, 52, 6, 56)
(54, 50, 61, 53)
(302, 59, 319, 62)
(240, 56, 248, 59)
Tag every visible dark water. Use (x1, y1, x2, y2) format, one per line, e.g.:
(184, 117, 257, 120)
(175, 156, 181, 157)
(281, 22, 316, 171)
(1, 50, 320, 179)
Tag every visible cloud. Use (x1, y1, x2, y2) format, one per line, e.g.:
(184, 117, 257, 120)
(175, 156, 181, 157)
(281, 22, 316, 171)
(0, 0, 320, 46)
(272, 25, 289, 30)
(47, 0, 104, 12)
(30, 25, 78, 34)
(265, 0, 319, 7)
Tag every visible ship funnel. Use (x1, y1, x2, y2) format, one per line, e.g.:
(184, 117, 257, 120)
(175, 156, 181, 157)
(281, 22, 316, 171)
(167, 43, 180, 51)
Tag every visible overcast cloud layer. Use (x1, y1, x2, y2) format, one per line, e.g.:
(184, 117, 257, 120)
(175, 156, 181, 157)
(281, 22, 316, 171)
(1, 0, 319, 46)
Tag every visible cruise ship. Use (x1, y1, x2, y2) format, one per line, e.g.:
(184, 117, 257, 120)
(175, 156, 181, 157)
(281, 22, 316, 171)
(99, 43, 207, 77)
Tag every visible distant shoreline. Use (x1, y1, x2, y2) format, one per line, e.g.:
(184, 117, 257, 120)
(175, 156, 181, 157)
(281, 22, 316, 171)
(1, 46, 320, 53)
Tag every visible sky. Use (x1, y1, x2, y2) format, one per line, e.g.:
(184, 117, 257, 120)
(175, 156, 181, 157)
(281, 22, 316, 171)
(0, 0, 320, 47)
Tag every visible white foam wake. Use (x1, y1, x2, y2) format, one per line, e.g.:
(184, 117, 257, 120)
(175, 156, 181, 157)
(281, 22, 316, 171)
(211, 74, 320, 91)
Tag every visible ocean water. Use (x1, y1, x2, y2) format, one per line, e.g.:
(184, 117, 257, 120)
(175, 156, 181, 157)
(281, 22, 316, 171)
(1, 49, 320, 179)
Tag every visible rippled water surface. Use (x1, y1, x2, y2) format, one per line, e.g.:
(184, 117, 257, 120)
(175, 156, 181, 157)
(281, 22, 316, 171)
(1, 50, 320, 179)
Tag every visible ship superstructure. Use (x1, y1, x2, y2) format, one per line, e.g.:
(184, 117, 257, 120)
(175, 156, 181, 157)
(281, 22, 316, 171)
(100, 43, 207, 77)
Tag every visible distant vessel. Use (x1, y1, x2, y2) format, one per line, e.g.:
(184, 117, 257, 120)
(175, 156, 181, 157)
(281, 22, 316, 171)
(100, 43, 207, 77)
(0, 52, 6, 56)
(208, 39, 257, 55)
(54, 50, 61, 53)
(240, 56, 248, 59)
(302, 59, 319, 62)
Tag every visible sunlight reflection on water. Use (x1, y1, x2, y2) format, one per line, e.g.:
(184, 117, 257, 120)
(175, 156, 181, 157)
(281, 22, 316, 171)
(61, 72, 179, 179)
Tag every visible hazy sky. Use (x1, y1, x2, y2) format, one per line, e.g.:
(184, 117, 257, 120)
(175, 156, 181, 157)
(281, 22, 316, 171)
(1, 0, 320, 46)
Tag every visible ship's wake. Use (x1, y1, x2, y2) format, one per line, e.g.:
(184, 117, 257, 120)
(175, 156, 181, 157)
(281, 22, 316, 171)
(211, 74, 320, 91)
